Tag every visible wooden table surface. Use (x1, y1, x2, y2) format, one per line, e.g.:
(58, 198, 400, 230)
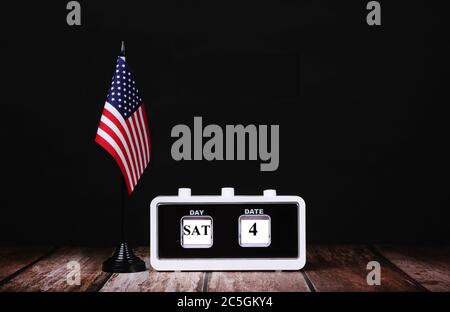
(0, 245, 448, 292)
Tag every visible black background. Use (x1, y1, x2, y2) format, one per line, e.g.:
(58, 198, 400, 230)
(0, 1, 448, 245)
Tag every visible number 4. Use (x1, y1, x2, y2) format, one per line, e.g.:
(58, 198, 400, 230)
(249, 223, 258, 236)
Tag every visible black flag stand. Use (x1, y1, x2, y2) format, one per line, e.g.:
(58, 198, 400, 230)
(102, 41, 146, 273)
(102, 177, 146, 273)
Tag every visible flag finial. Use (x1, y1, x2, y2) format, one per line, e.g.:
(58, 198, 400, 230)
(120, 41, 126, 56)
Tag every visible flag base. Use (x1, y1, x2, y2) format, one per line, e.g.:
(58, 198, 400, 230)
(102, 242, 146, 273)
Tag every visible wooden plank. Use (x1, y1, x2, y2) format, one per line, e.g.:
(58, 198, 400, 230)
(375, 245, 450, 292)
(207, 271, 310, 292)
(304, 245, 425, 292)
(100, 247, 205, 292)
(0, 246, 55, 283)
(0, 247, 113, 292)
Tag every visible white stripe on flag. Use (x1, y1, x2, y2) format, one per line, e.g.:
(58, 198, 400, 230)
(100, 115, 138, 185)
(138, 107, 150, 164)
(128, 116, 144, 175)
(133, 109, 147, 166)
(104, 102, 141, 178)
(96, 127, 134, 190)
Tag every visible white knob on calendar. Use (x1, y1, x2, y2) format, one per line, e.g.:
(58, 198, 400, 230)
(221, 187, 235, 197)
(178, 188, 191, 197)
(263, 189, 277, 197)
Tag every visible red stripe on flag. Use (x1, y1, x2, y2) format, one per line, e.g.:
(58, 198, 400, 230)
(137, 106, 150, 165)
(102, 108, 140, 182)
(95, 134, 132, 194)
(132, 110, 147, 167)
(141, 104, 152, 159)
(126, 115, 144, 174)
(98, 121, 137, 187)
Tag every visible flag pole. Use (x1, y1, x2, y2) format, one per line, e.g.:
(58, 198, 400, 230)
(120, 176, 126, 241)
(102, 41, 146, 273)
(119, 40, 127, 243)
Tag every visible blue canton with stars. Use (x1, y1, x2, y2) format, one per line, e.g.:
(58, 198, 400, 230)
(106, 57, 143, 119)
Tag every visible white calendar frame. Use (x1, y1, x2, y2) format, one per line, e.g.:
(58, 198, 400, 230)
(150, 193, 306, 271)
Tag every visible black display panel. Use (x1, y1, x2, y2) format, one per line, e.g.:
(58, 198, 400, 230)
(157, 203, 299, 259)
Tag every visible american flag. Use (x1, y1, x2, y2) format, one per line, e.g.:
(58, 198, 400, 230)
(95, 55, 151, 194)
